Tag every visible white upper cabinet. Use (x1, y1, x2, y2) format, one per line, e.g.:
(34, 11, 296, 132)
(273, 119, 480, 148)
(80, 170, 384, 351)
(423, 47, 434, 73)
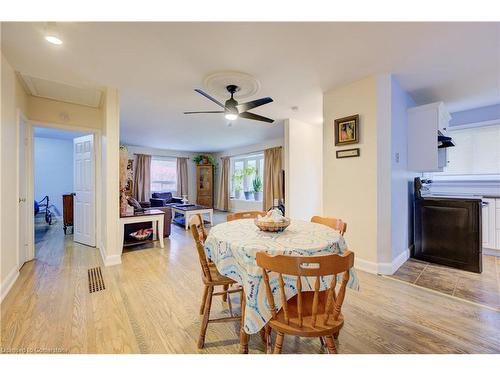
(407, 102, 451, 172)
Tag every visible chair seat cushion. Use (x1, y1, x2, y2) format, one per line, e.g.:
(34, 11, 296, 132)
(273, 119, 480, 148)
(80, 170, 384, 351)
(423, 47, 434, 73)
(269, 290, 344, 337)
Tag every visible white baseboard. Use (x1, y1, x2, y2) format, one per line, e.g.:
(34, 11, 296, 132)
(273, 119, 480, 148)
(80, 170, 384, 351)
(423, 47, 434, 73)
(483, 248, 500, 257)
(99, 244, 122, 267)
(1, 267, 19, 304)
(354, 248, 410, 276)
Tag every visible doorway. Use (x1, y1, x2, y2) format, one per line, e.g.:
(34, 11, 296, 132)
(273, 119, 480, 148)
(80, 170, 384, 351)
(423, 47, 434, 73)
(31, 126, 97, 261)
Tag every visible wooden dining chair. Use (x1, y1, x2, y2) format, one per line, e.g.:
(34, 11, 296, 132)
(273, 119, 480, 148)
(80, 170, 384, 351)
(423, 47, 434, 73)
(311, 216, 347, 236)
(227, 211, 267, 221)
(256, 250, 355, 354)
(189, 214, 243, 349)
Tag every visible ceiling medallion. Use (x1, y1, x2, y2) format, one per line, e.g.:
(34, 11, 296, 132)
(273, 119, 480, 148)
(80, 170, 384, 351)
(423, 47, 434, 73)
(203, 71, 260, 100)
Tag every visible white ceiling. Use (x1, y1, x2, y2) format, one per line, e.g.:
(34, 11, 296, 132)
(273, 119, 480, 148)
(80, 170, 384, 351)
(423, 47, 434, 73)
(34, 126, 88, 140)
(2, 22, 499, 152)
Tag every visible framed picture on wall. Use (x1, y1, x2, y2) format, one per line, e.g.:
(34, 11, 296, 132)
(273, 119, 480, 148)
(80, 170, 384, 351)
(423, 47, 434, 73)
(334, 114, 359, 146)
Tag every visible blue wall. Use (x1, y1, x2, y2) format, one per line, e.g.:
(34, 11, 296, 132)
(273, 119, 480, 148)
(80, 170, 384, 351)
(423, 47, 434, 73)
(450, 103, 500, 126)
(34, 137, 74, 216)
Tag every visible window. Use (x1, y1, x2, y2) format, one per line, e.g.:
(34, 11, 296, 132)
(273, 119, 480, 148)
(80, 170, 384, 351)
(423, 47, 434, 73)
(230, 153, 264, 200)
(150, 157, 177, 193)
(439, 123, 500, 176)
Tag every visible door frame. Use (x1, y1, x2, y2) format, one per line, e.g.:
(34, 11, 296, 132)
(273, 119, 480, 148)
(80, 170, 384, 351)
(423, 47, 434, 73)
(24, 119, 102, 260)
(16, 110, 30, 268)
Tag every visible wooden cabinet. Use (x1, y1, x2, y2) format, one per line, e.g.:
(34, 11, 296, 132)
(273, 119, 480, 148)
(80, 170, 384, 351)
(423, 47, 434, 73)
(62, 193, 75, 234)
(196, 165, 214, 208)
(481, 198, 500, 251)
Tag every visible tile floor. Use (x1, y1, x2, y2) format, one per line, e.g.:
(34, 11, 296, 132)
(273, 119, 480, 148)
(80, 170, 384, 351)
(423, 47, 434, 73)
(390, 255, 500, 310)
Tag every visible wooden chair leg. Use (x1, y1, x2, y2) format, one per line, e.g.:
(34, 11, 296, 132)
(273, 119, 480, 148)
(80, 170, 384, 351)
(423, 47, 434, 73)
(198, 286, 213, 349)
(324, 335, 337, 354)
(222, 284, 229, 302)
(265, 326, 272, 354)
(199, 285, 209, 315)
(273, 332, 284, 354)
(239, 291, 249, 354)
(319, 337, 326, 348)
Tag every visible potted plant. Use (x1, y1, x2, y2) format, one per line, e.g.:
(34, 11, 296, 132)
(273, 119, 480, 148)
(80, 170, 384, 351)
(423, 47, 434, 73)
(252, 175, 263, 201)
(232, 170, 244, 199)
(243, 166, 256, 200)
(193, 155, 216, 170)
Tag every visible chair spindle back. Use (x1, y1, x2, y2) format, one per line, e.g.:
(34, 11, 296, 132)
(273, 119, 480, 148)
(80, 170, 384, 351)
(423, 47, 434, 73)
(189, 214, 212, 282)
(311, 216, 347, 236)
(256, 251, 354, 329)
(227, 211, 267, 221)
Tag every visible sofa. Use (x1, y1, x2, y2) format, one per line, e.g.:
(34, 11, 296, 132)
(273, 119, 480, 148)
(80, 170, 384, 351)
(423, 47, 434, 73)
(125, 198, 172, 239)
(150, 192, 183, 207)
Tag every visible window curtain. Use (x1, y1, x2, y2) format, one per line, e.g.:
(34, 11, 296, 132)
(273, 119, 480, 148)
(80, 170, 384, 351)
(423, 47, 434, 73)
(263, 147, 283, 211)
(133, 154, 151, 201)
(216, 157, 231, 211)
(176, 157, 189, 197)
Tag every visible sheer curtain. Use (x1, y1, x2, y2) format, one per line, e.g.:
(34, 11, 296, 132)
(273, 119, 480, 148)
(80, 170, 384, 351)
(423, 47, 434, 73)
(176, 157, 189, 197)
(133, 154, 151, 201)
(263, 147, 283, 211)
(216, 157, 231, 211)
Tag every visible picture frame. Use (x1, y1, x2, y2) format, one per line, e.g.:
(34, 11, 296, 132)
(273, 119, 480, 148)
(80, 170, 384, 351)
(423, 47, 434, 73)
(336, 148, 360, 159)
(334, 114, 359, 146)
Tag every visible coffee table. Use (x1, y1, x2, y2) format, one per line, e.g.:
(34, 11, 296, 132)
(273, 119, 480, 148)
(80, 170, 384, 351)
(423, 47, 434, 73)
(171, 204, 214, 230)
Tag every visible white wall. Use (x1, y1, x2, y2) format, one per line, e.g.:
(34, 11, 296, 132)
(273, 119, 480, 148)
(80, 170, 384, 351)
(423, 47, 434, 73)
(323, 74, 413, 274)
(390, 77, 417, 261)
(100, 88, 121, 266)
(1, 52, 28, 302)
(284, 118, 323, 220)
(213, 136, 284, 212)
(123, 145, 199, 204)
(323, 76, 380, 268)
(34, 137, 74, 215)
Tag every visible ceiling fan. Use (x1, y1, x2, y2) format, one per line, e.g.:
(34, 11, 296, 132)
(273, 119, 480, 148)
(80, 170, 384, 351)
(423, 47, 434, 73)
(184, 85, 274, 123)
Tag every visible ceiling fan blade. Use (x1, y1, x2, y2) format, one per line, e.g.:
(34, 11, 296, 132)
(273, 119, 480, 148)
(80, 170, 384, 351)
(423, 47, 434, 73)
(239, 111, 274, 123)
(194, 89, 225, 108)
(184, 111, 224, 114)
(236, 97, 273, 112)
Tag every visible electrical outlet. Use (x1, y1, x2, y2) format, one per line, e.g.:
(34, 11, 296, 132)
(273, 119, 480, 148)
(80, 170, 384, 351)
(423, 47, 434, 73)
(395, 152, 400, 163)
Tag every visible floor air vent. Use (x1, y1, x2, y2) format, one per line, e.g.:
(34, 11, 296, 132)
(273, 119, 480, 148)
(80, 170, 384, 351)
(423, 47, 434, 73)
(88, 267, 106, 293)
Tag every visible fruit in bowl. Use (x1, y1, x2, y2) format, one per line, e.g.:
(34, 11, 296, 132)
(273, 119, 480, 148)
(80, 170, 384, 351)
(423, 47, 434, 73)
(255, 209, 290, 232)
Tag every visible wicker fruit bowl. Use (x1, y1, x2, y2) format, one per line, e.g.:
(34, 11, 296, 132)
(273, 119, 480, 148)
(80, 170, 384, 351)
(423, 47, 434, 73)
(254, 218, 291, 232)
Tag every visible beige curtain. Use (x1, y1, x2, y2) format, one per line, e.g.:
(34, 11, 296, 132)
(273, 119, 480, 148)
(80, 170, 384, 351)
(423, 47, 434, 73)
(263, 147, 283, 211)
(133, 154, 151, 201)
(216, 157, 231, 211)
(176, 157, 189, 197)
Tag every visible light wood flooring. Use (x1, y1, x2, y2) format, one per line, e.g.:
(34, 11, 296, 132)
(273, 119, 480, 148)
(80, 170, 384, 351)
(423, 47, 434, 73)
(1, 218, 500, 354)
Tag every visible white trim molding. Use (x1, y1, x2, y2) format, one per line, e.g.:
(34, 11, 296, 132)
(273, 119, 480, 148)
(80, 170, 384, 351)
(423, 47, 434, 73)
(1, 268, 20, 303)
(99, 244, 122, 267)
(354, 248, 410, 275)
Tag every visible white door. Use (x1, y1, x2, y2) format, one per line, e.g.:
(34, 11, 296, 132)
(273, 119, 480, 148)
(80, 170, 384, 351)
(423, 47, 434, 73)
(73, 135, 96, 247)
(18, 114, 29, 267)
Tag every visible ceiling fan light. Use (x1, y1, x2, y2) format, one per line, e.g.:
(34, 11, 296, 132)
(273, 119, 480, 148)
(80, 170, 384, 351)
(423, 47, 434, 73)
(45, 22, 63, 45)
(225, 113, 238, 121)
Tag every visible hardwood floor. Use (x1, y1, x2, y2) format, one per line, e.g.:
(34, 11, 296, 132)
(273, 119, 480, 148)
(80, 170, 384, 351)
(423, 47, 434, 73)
(1, 218, 500, 354)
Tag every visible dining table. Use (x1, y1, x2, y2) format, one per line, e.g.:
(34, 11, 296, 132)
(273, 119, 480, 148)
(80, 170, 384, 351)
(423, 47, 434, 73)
(204, 218, 359, 353)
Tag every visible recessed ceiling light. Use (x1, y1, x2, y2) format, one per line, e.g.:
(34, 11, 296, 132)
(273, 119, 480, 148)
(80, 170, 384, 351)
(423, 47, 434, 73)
(45, 22, 63, 45)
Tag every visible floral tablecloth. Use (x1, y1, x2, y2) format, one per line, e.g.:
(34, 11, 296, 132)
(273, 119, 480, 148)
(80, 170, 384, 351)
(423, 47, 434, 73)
(204, 219, 359, 334)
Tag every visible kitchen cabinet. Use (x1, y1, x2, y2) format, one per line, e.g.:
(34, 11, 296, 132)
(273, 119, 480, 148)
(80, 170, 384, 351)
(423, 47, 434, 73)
(408, 102, 451, 172)
(481, 197, 500, 251)
(482, 198, 495, 249)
